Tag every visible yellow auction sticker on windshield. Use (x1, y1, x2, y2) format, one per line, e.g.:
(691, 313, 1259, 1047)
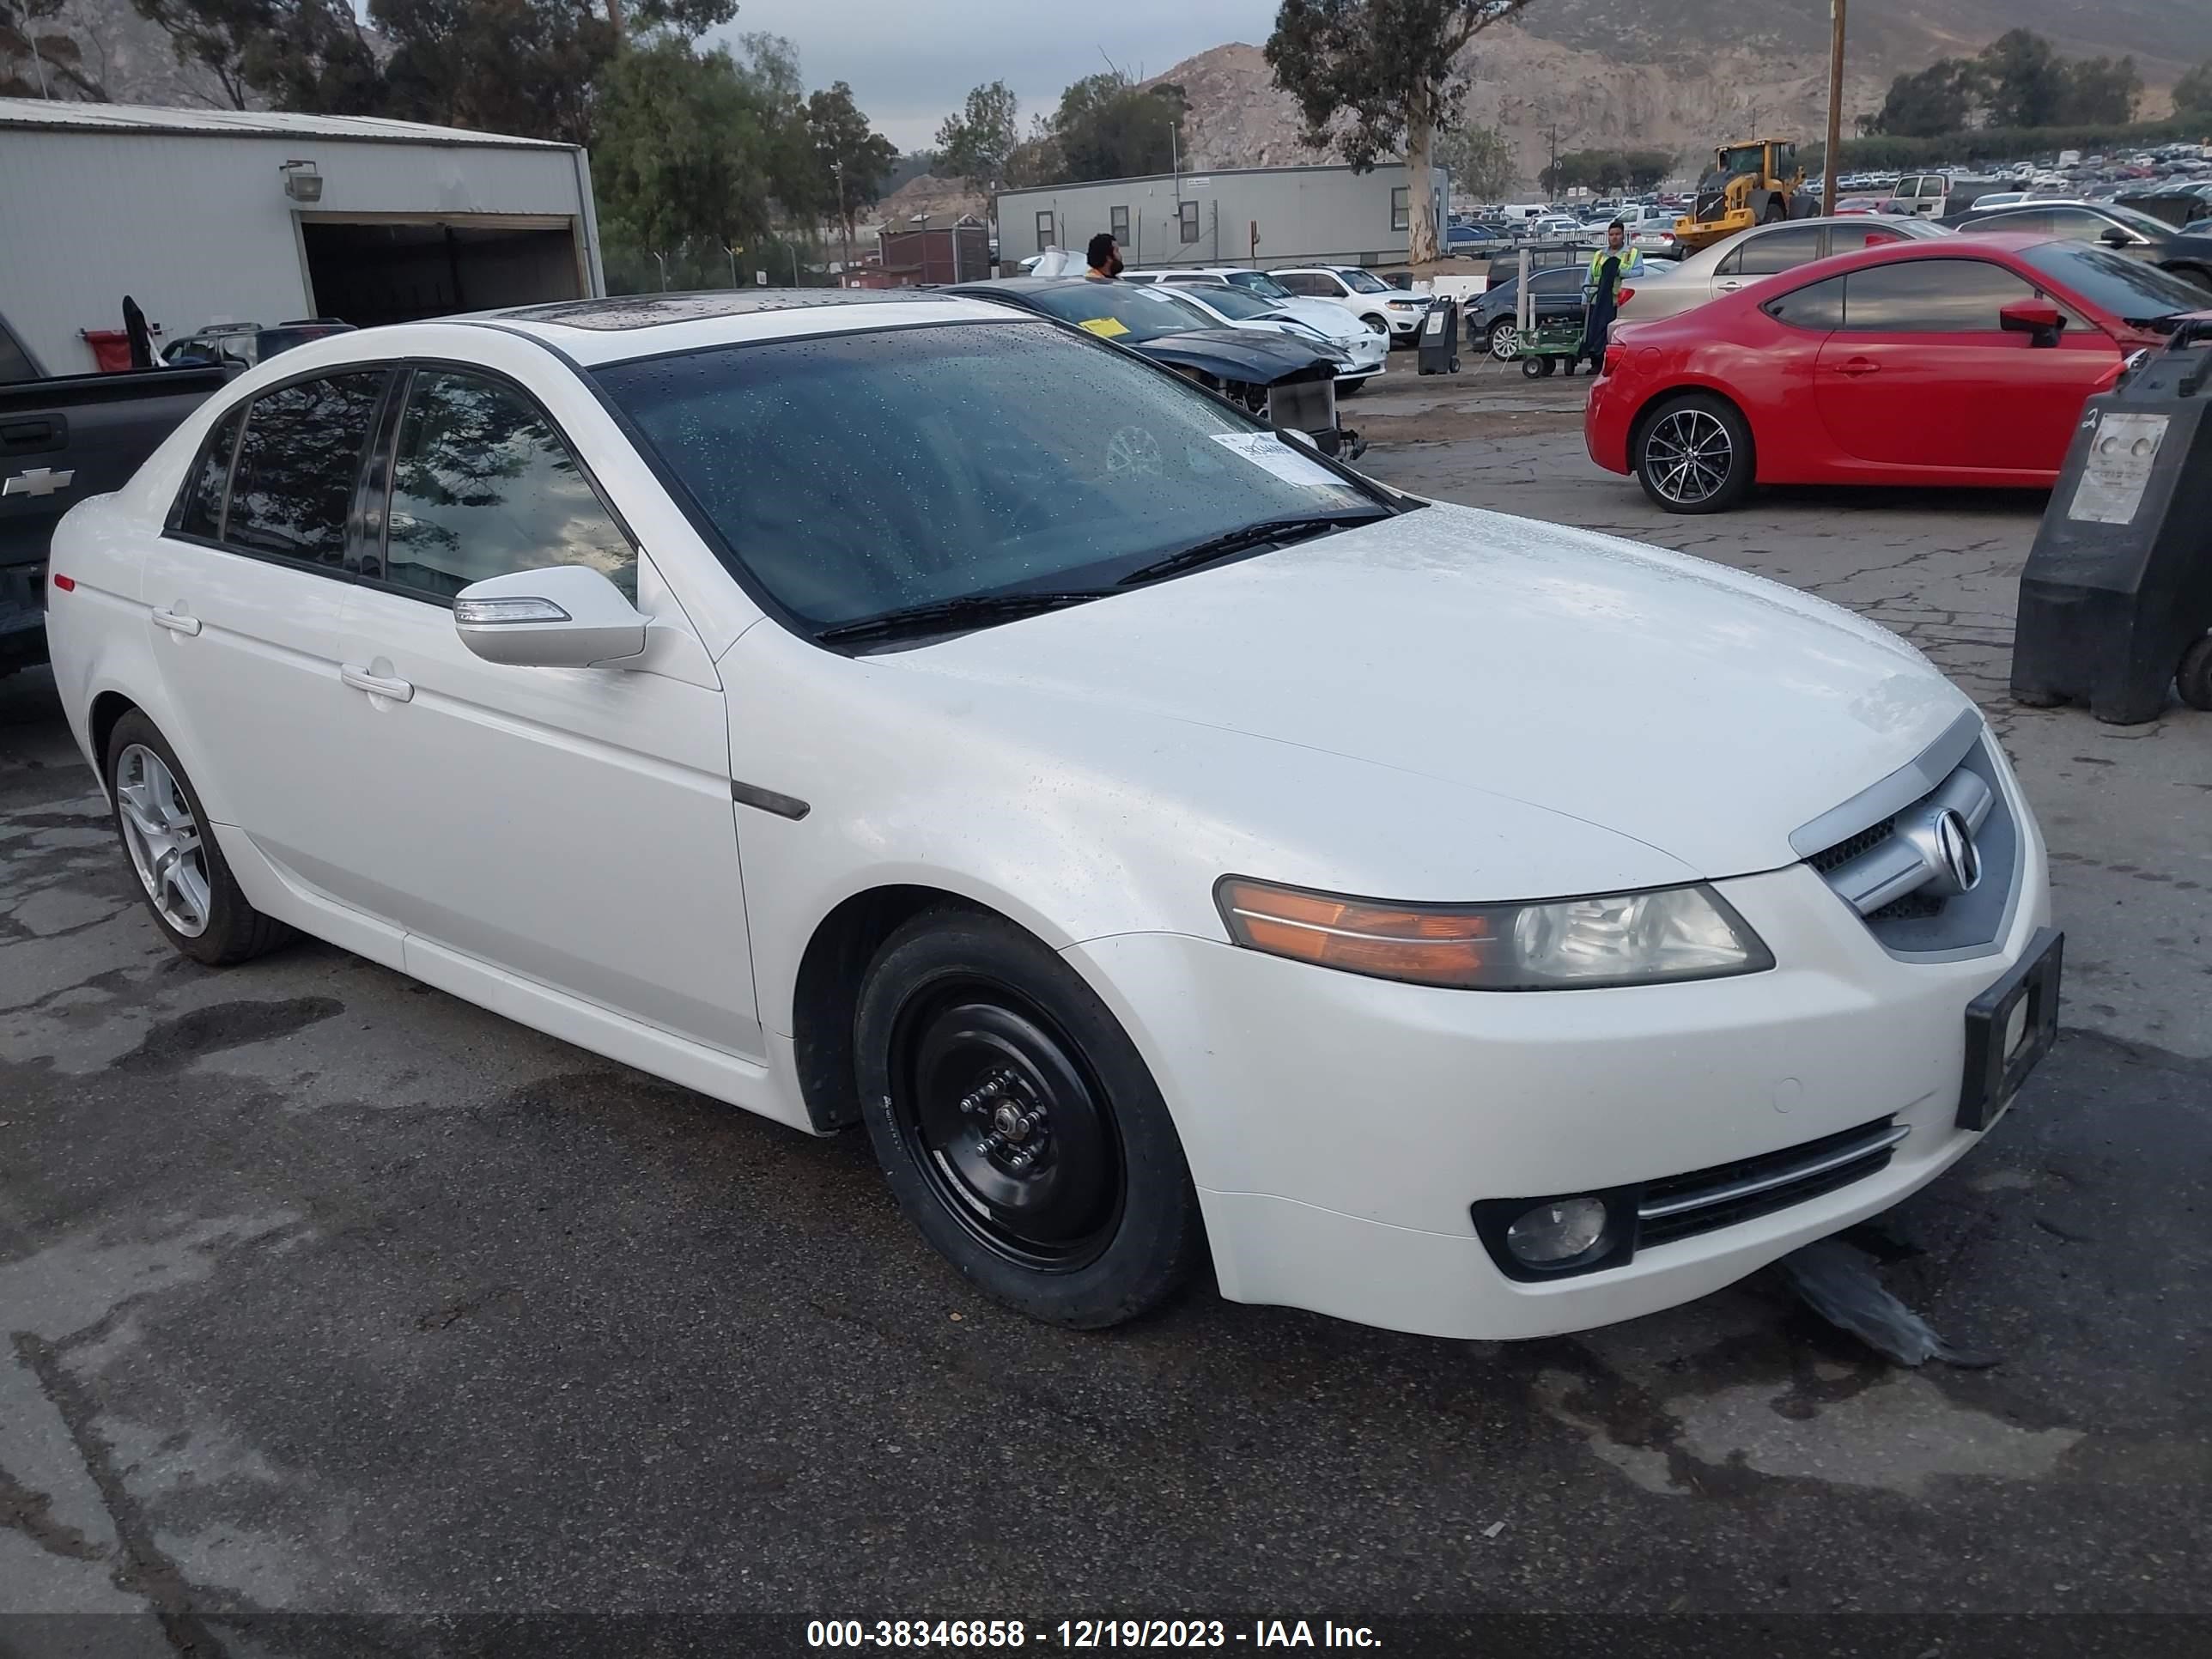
(1078, 317, 1130, 338)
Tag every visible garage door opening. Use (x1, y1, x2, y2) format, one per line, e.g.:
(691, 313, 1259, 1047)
(301, 220, 584, 328)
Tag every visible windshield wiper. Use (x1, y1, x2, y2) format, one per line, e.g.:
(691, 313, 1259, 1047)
(816, 590, 1113, 645)
(1116, 513, 1388, 586)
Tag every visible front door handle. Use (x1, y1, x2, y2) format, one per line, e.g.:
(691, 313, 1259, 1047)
(1714, 280, 1743, 294)
(151, 606, 202, 636)
(1834, 357, 1881, 377)
(340, 662, 414, 702)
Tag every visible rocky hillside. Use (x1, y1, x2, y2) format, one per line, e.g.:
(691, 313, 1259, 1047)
(1152, 39, 1893, 192)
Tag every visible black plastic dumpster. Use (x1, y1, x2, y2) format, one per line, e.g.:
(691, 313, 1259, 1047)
(2011, 323, 2212, 723)
(1416, 299, 1461, 375)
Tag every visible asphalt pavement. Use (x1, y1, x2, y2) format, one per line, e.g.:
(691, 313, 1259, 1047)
(3, 362, 2209, 1657)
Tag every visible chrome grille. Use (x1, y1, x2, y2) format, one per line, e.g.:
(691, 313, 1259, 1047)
(1794, 712, 2021, 959)
(1637, 1116, 1908, 1247)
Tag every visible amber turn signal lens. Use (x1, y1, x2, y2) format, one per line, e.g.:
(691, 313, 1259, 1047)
(1216, 877, 1497, 988)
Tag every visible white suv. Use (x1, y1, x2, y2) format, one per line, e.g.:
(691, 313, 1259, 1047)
(1267, 266, 1432, 341)
(45, 289, 2057, 1341)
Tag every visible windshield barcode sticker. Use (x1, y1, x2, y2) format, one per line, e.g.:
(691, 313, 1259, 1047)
(1211, 431, 1348, 488)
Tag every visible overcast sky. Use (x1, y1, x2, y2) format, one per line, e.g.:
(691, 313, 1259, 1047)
(710, 0, 1282, 152)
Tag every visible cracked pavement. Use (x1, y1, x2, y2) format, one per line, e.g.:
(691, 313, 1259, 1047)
(3, 366, 2209, 1654)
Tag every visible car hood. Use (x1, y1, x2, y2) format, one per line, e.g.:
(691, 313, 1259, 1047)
(894, 503, 1971, 879)
(1133, 328, 1340, 384)
(1270, 297, 1370, 339)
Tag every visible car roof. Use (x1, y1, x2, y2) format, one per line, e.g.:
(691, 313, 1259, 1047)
(458, 288, 1020, 366)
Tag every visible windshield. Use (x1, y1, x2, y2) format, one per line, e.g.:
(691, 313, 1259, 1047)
(1722, 146, 1766, 177)
(1018, 282, 1212, 342)
(2020, 241, 2210, 321)
(595, 320, 1380, 635)
(1223, 271, 1295, 299)
(1182, 284, 1289, 321)
(1337, 268, 1392, 293)
(2102, 205, 2175, 238)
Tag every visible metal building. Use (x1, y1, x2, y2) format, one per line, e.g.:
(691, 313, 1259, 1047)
(0, 100, 604, 376)
(996, 162, 1450, 271)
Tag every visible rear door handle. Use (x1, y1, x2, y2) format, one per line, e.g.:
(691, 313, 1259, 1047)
(340, 662, 414, 702)
(151, 606, 202, 636)
(1835, 358, 1881, 377)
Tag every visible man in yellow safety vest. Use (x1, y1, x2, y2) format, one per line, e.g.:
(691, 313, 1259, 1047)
(1580, 222, 1643, 371)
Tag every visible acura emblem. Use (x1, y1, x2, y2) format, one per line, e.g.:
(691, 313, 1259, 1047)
(1915, 806, 1982, 896)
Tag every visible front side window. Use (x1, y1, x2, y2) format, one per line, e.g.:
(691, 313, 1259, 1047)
(224, 372, 388, 568)
(380, 369, 634, 602)
(1391, 187, 1410, 232)
(1839, 259, 2035, 331)
(1223, 272, 1294, 299)
(1957, 208, 2054, 238)
(1338, 268, 1392, 294)
(1179, 200, 1200, 244)
(594, 320, 1382, 635)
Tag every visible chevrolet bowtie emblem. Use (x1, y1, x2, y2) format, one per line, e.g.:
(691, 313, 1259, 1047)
(3, 467, 75, 499)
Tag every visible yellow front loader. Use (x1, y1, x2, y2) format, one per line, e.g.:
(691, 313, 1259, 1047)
(1674, 139, 1808, 253)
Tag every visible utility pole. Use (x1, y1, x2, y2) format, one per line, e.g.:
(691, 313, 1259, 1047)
(835, 161, 854, 285)
(1822, 0, 1848, 215)
(1172, 119, 1181, 199)
(1544, 124, 1564, 198)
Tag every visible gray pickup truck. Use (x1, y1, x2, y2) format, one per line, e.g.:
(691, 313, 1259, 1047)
(1, 313, 229, 676)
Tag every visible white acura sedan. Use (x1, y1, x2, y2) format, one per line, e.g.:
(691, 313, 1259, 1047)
(46, 290, 2060, 1340)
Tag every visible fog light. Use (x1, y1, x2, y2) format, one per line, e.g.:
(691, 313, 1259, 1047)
(1504, 1196, 1610, 1266)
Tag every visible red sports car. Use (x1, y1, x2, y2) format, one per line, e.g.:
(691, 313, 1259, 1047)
(1585, 233, 2212, 513)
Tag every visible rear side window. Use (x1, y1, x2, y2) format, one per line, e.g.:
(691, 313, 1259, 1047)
(1840, 259, 2035, 331)
(1960, 209, 2053, 237)
(380, 369, 635, 603)
(1763, 274, 1845, 331)
(224, 373, 388, 567)
(1719, 226, 1823, 276)
(173, 410, 243, 539)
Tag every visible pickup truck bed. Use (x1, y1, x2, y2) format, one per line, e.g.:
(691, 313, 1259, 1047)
(2, 364, 229, 674)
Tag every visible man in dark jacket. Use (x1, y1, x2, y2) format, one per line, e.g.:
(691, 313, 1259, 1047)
(1578, 222, 1641, 372)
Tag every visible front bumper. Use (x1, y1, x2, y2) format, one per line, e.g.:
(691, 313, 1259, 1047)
(1383, 307, 1429, 337)
(1065, 822, 2051, 1340)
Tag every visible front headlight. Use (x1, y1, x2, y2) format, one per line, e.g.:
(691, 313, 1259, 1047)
(1215, 876, 1773, 991)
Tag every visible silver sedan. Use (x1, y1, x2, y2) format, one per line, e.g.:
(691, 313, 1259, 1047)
(1615, 216, 1949, 324)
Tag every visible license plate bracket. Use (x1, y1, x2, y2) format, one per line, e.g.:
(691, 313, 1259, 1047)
(1957, 927, 2063, 1132)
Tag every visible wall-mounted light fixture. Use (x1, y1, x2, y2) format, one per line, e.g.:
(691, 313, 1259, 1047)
(279, 159, 323, 203)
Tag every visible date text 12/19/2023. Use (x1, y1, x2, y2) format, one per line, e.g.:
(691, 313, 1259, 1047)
(805, 1620, 1383, 1648)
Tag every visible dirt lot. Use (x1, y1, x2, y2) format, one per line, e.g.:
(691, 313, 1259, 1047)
(3, 358, 2209, 1656)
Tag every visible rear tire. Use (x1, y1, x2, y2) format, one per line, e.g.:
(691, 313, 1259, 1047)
(855, 908, 1203, 1329)
(2178, 635, 2212, 712)
(1633, 392, 1755, 514)
(103, 711, 291, 966)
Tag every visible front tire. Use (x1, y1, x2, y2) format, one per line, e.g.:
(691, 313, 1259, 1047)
(1487, 319, 1520, 362)
(2177, 635, 2212, 712)
(1633, 392, 1754, 514)
(855, 908, 1203, 1328)
(104, 711, 291, 966)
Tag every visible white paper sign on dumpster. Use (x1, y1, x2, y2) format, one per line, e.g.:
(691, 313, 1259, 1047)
(2068, 411, 2168, 526)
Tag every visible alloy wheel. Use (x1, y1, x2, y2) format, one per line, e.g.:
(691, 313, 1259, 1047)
(1489, 322, 1520, 361)
(1644, 407, 1734, 507)
(114, 744, 211, 937)
(890, 982, 1125, 1273)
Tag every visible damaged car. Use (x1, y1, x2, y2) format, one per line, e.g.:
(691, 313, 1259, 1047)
(945, 276, 1364, 459)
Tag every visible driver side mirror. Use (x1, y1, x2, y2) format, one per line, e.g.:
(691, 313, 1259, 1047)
(453, 564, 648, 668)
(2098, 226, 2134, 248)
(2000, 299, 2066, 348)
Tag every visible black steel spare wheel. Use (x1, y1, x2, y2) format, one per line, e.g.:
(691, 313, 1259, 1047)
(855, 908, 1201, 1328)
(896, 989, 1122, 1269)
